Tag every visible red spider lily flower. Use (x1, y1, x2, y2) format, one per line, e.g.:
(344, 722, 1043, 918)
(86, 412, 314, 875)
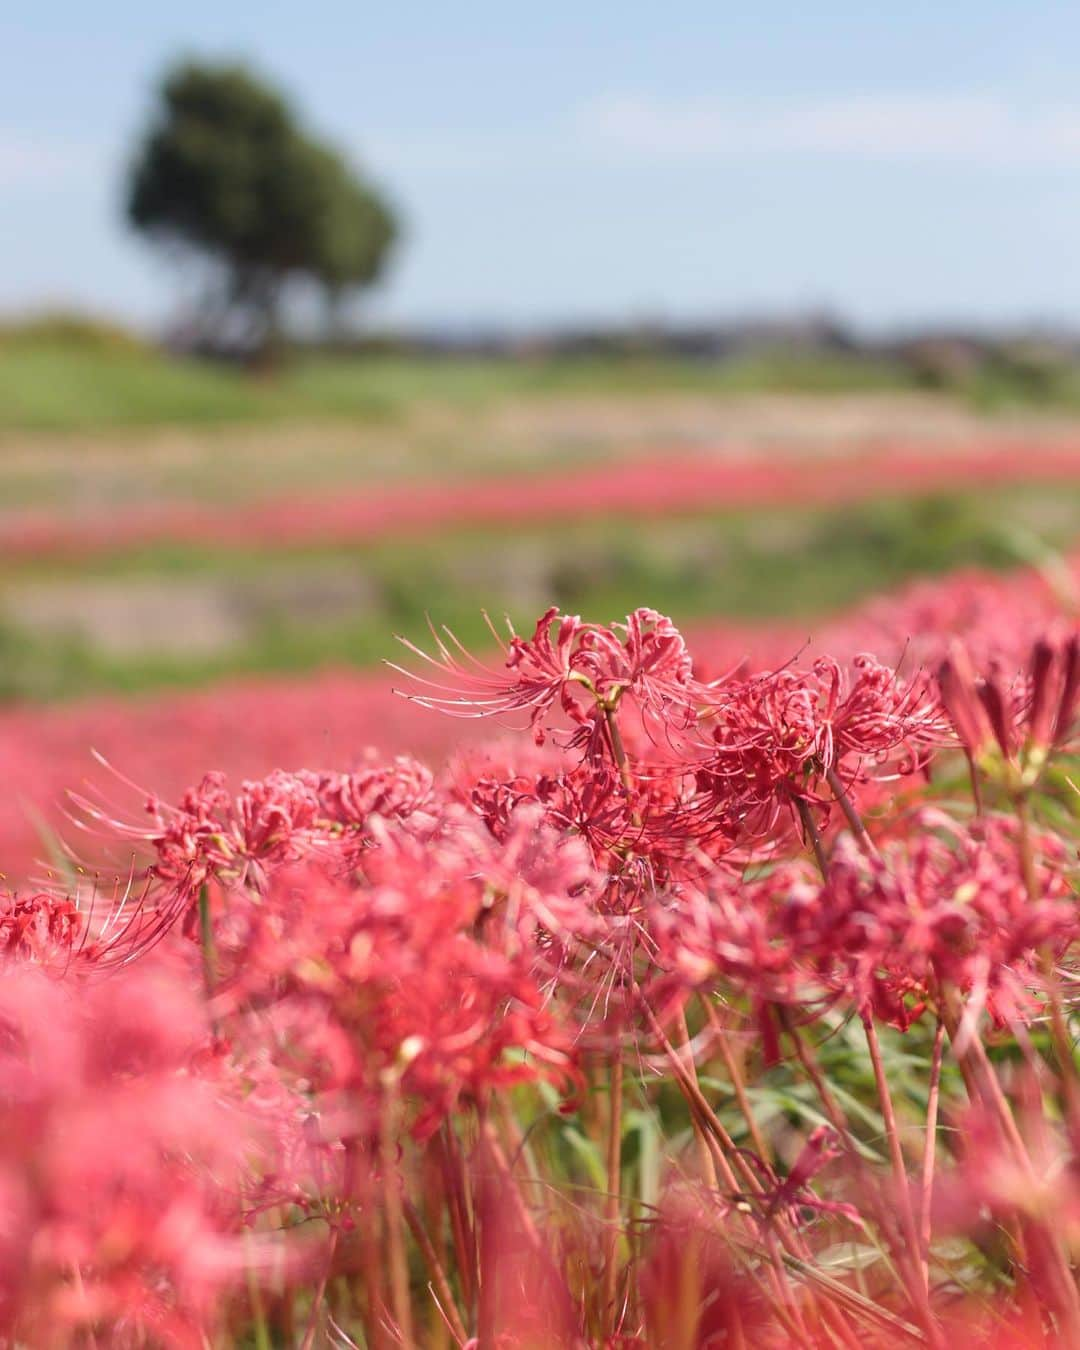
(938, 640, 997, 761)
(65, 760, 446, 969)
(461, 734, 732, 888)
(507, 763, 638, 863)
(754, 1124, 865, 1230)
(66, 770, 326, 961)
(659, 811, 1076, 1031)
(654, 859, 816, 1005)
(0, 878, 184, 977)
(803, 813, 1077, 1026)
(939, 628, 1080, 785)
(826, 654, 947, 768)
(696, 653, 943, 844)
(391, 607, 699, 749)
(0, 960, 266, 1348)
(215, 813, 581, 1141)
(0, 889, 81, 967)
(590, 606, 697, 720)
(478, 802, 604, 945)
(1027, 628, 1080, 751)
(303, 755, 436, 832)
(389, 608, 597, 740)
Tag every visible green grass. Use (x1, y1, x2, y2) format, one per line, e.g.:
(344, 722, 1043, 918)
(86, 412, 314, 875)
(966, 358, 1080, 412)
(0, 338, 924, 434)
(5, 325, 1080, 434)
(0, 341, 268, 430)
(2, 485, 1076, 703)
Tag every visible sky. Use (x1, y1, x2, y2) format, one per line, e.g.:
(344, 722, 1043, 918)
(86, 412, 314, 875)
(4, 3, 1080, 333)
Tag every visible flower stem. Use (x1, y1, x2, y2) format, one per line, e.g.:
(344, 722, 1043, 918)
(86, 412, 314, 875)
(675, 1005, 719, 1187)
(602, 701, 636, 797)
(299, 1228, 338, 1350)
(861, 1013, 929, 1298)
(382, 1098, 415, 1347)
(825, 766, 880, 859)
(780, 1009, 931, 1329)
(602, 1049, 624, 1336)
(403, 1197, 468, 1347)
(795, 796, 830, 879)
(198, 882, 216, 998)
(919, 1020, 945, 1289)
(1015, 797, 1080, 1112)
(701, 998, 772, 1165)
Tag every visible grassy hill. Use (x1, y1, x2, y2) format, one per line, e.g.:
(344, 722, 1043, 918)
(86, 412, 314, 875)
(0, 318, 998, 434)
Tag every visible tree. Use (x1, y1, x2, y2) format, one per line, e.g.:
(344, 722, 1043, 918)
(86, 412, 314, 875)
(127, 61, 398, 354)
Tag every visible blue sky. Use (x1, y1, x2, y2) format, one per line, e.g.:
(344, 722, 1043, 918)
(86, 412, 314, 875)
(4, 3, 1080, 332)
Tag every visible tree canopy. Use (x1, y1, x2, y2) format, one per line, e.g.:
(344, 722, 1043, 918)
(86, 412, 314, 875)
(127, 61, 398, 352)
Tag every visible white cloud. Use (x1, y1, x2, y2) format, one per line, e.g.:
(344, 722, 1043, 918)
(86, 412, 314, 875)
(578, 93, 1080, 166)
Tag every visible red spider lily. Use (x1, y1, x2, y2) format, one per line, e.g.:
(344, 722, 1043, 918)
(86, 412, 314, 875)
(801, 813, 1076, 1027)
(695, 653, 943, 842)
(939, 629, 1080, 785)
(475, 802, 604, 948)
(654, 859, 816, 1005)
(465, 747, 736, 887)
(1, 553, 1073, 882)
(0, 960, 264, 1348)
(826, 654, 947, 768)
(659, 811, 1077, 1031)
(391, 606, 699, 749)
(215, 827, 580, 1140)
(753, 1125, 865, 1230)
(389, 608, 598, 739)
(0, 889, 81, 966)
(65, 759, 445, 969)
(305, 755, 437, 832)
(593, 606, 697, 723)
(0, 875, 195, 977)
(1028, 629, 1080, 751)
(6, 575, 1080, 1344)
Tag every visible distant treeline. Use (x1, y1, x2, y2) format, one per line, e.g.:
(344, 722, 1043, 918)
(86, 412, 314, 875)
(303, 315, 1080, 399)
(5, 307, 1080, 403)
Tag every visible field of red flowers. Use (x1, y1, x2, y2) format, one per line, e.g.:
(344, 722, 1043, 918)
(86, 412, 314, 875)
(3, 548, 1080, 1344)
(2, 441, 1078, 564)
(3, 557, 1067, 885)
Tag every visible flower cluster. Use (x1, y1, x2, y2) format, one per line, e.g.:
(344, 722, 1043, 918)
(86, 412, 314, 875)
(2, 587, 1080, 1345)
(0, 960, 256, 1348)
